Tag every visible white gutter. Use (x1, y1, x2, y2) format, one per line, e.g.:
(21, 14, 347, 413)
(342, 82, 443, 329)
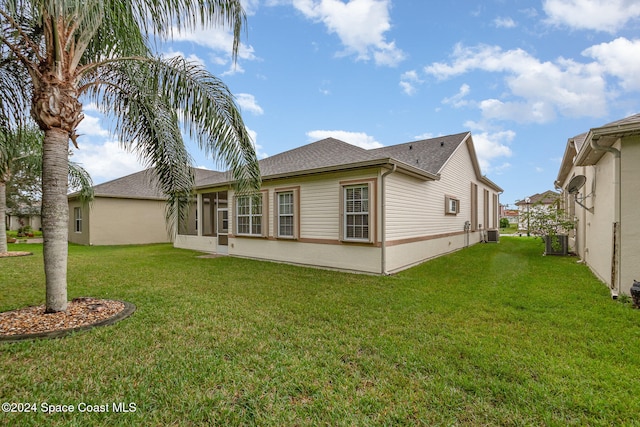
(380, 163, 397, 275)
(590, 135, 621, 298)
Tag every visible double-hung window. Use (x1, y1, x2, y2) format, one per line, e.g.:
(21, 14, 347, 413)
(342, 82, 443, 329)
(277, 191, 295, 238)
(344, 184, 369, 241)
(74, 207, 82, 233)
(236, 194, 263, 236)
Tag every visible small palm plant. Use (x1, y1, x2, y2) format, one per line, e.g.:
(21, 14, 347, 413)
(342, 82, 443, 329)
(1, 0, 260, 312)
(1, 125, 93, 254)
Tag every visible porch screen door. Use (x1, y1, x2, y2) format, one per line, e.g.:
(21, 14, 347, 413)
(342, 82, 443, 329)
(217, 208, 228, 246)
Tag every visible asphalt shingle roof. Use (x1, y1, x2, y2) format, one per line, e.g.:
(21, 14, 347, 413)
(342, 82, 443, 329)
(516, 190, 560, 206)
(78, 168, 221, 200)
(370, 132, 469, 174)
(600, 113, 640, 128)
(76, 131, 485, 197)
(195, 132, 472, 187)
(256, 138, 376, 177)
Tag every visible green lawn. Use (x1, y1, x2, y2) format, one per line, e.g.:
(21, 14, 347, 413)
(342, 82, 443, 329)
(499, 223, 518, 234)
(1, 238, 639, 426)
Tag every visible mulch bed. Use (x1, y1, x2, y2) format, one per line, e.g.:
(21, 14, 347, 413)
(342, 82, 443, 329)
(0, 297, 136, 342)
(0, 251, 33, 258)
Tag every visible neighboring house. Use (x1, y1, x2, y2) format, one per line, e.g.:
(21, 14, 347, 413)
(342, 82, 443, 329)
(67, 168, 220, 246)
(174, 132, 503, 274)
(555, 113, 640, 297)
(500, 207, 519, 225)
(515, 190, 560, 233)
(5, 205, 41, 231)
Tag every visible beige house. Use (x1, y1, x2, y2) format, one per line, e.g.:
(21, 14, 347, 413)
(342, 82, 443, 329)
(515, 190, 561, 234)
(175, 132, 503, 274)
(5, 206, 41, 232)
(67, 169, 220, 246)
(555, 114, 640, 297)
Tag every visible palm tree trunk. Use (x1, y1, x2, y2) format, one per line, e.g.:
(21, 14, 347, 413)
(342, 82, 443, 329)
(0, 181, 7, 254)
(42, 129, 69, 313)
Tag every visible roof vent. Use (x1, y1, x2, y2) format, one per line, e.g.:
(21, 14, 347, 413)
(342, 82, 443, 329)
(440, 141, 444, 147)
(409, 145, 412, 150)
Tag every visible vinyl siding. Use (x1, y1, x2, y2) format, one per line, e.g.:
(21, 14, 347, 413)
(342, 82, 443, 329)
(229, 169, 378, 242)
(226, 170, 381, 273)
(385, 142, 491, 241)
(298, 178, 341, 240)
(176, 143, 501, 274)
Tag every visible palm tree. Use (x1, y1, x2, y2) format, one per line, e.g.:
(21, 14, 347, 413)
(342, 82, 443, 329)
(1, 125, 94, 254)
(0, 1, 260, 312)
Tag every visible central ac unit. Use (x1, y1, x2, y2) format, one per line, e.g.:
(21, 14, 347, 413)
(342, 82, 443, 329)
(486, 229, 499, 243)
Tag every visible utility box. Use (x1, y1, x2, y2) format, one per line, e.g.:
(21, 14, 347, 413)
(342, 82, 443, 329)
(486, 229, 499, 243)
(544, 235, 568, 256)
(631, 280, 640, 308)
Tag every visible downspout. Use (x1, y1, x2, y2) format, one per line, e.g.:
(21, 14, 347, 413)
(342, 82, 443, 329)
(380, 163, 397, 275)
(590, 136, 621, 298)
(580, 166, 588, 264)
(196, 193, 203, 238)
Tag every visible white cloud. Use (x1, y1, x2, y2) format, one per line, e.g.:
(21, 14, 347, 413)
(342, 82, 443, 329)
(442, 84, 471, 108)
(319, 81, 331, 95)
(543, 0, 640, 33)
(246, 128, 269, 159)
(413, 132, 434, 140)
(424, 43, 609, 122)
(306, 130, 383, 149)
(582, 37, 640, 91)
(465, 121, 515, 173)
(72, 140, 144, 183)
(162, 49, 207, 67)
(171, 26, 257, 71)
(479, 99, 557, 123)
(494, 17, 517, 28)
(520, 7, 538, 19)
(399, 81, 416, 96)
(399, 70, 422, 95)
(77, 114, 109, 138)
(236, 93, 264, 115)
(472, 131, 514, 173)
(241, 0, 261, 15)
(292, 0, 405, 66)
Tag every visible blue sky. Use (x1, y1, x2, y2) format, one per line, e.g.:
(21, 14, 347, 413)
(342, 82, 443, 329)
(74, 0, 640, 207)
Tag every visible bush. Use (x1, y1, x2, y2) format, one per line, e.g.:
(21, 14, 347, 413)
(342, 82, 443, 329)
(500, 218, 510, 228)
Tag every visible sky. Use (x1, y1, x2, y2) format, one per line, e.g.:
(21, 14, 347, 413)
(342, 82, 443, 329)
(74, 0, 640, 207)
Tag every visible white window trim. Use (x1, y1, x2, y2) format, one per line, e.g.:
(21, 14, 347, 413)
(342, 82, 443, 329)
(342, 183, 372, 243)
(74, 207, 82, 233)
(277, 190, 295, 239)
(235, 193, 264, 236)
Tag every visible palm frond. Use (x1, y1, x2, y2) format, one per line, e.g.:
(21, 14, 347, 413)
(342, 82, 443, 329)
(68, 159, 94, 204)
(150, 56, 260, 193)
(0, 42, 31, 132)
(82, 56, 260, 229)
(82, 59, 196, 234)
(128, 0, 246, 59)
